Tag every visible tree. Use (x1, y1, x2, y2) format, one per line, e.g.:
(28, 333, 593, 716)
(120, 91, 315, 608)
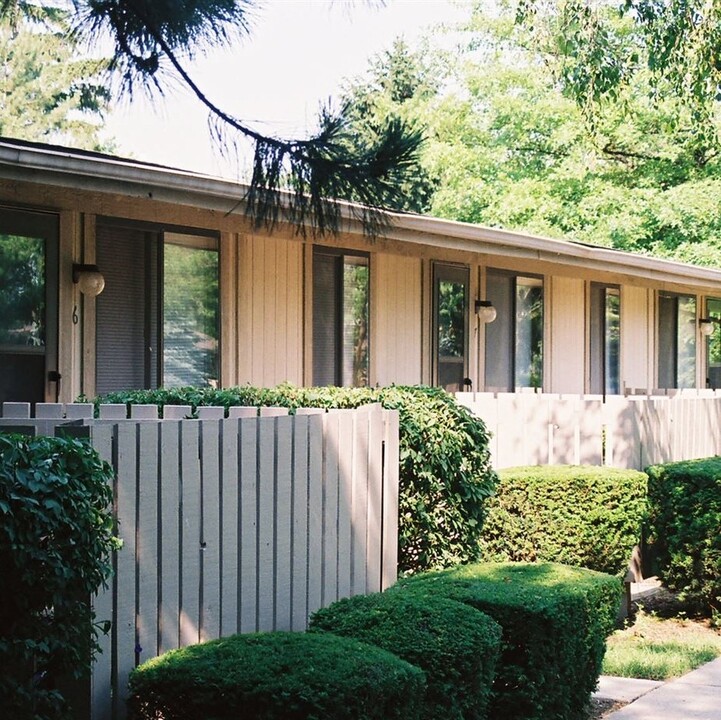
(0, 14, 112, 149)
(516, 0, 721, 144)
(337, 2, 721, 266)
(1, 0, 424, 237)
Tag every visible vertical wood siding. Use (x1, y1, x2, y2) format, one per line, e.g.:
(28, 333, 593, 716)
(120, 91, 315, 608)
(621, 286, 654, 391)
(236, 234, 304, 387)
(549, 276, 586, 393)
(373, 253, 422, 385)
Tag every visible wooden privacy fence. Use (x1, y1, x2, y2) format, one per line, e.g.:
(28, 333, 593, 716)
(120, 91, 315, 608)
(0, 402, 400, 720)
(455, 390, 721, 470)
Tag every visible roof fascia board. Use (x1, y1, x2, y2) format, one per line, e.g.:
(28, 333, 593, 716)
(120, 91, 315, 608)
(2, 141, 721, 292)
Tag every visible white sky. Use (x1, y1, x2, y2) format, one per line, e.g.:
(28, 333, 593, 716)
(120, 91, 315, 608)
(103, 0, 466, 179)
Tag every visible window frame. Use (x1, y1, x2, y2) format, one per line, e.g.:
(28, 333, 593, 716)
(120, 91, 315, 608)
(484, 269, 544, 392)
(312, 245, 370, 388)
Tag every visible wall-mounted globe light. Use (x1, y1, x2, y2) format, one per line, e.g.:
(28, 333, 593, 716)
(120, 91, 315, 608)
(475, 299, 497, 324)
(72, 263, 105, 296)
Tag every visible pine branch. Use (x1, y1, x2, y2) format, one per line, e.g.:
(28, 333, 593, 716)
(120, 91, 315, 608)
(74, 0, 424, 237)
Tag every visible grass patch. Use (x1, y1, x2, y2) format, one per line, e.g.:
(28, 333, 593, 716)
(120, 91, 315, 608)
(603, 610, 721, 680)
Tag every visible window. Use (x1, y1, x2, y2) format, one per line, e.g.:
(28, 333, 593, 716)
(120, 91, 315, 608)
(313, 247, 369, 387)
(95, 223, 219, 394)
(485, 271, 543, 391)
(658, 293, 696, 389)
(705, 298, 721, 389)
(433, 263, 469, 392)
(0, 209, 58, 404)
(590, 284, 620, 395)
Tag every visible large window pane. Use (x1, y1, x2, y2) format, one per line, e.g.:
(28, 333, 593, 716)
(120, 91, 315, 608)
(590, 285, 620, 395)
(0, 209, 58, 405)
(343, 257, 369, 387)
(434, 264, 468, 392)
(658, 293, 696, 389)
(605, 289, 621, 395)
(515, 277, 543, 389)
(313, 248, 369, 387)
(163, 236, 219, 388)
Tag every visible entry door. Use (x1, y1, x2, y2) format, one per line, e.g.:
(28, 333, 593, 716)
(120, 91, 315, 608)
(433, 263, 469, 392)
(0, 209, 59, 404)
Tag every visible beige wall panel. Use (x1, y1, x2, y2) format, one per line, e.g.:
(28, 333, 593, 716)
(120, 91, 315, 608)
(621, 285, 654, 391)
(236, 234, 303, 387)
(549, 276, 585, 394)
(373, 254, 422, 386)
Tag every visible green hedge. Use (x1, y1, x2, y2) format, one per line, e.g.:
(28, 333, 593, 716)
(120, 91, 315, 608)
(0, 433, 118, 720)
(309, 591, 501, 720)
(94, 384, 497, 573)
(646, 457, 721, 616)
(127, 631, 425, 720)
(396, 562, 621, 720)
(480, 465, 648, 576)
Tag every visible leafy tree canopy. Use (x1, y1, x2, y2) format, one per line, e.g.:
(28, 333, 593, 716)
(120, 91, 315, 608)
(0, 0, 424, 237)
(336, 1, 721, 266)
(0, 5, 112, 149)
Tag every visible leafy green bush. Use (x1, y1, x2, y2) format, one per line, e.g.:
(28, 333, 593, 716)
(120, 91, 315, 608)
(309, 591, 501, 720)
(646, 457, 721, 616)
(127, 631, 425, 720)
(95, 384, 497, 573)
(396, 562, 621, 720)
(0, 433, 118, 720)
(480, 465, 648, 576)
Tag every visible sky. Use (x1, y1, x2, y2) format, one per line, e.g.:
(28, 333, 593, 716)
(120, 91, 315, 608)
(103, 0, 466, 179)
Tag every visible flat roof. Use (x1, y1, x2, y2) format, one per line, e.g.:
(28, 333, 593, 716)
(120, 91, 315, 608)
(1, 136, 720, 290)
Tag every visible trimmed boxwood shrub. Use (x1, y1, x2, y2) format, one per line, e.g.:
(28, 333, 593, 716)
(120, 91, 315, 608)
(646, 457, 721, 616)
(94, 383, 497, 573)
(396, 562, 621, 720)
(0, 433, 118, 720)
(127, 631, 425, 720)
(309, 591, 502, 720)
(480, 465, 648, 577)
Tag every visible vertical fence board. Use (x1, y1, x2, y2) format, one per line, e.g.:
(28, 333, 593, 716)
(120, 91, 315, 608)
(351, 410, 369, 597)
(291, 416, 310, 631)
(179, 422, 201, 647)
(274, 416, 293, 631)
(90, 425, 115, 720)
(257, 417, 276, 631)
(323, 412, 341, 605)
(239, 418, 258, 633)
(220, 420, 239, 637)
(114, 423, 137, 720)
(158, 421, 181, 656)
(307, 414, 324, 618)
(382, 410, 400, 589)
(366, 407, 383, 594)
(200, 420, 221, 642)
(136, 424, 159, 666)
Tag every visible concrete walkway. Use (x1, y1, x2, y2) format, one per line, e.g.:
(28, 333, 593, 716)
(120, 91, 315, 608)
(594, 657, 721, 719)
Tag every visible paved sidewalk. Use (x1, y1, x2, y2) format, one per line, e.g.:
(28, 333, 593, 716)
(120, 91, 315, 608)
(594, 657, 721, 719)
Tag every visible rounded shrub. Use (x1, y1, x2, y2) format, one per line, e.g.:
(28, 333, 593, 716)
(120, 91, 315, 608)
(396, 561, 621, 720)
(480, 465, 648, 576)
(0, 433, 118, 720)
(646, 457, 721, 616)
(127, 631, 426, 720)
(95, 383, 497, 573)
(309, 591, 501, 720)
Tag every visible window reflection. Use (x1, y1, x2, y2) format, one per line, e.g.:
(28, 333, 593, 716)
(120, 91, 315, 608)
(0, 234, 45, 348)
